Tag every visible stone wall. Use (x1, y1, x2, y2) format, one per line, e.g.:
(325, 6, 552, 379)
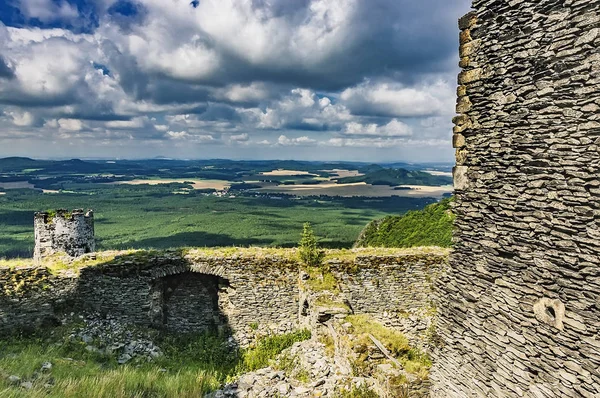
(331, 253, 447, 316)
(76, 252, 301, 336)
(433, 1, 600, 397)
(0, 249, 449, 342)
(34, 209, 95, 262)
(0, 267, 77, 333)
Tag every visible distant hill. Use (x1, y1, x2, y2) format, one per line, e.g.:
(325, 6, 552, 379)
(354, 197, 454, 248)
(338, 165, 452, 186)
(0, 157, 48, 173)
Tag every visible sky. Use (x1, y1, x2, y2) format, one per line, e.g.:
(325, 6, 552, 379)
(0, 0, 472, 162)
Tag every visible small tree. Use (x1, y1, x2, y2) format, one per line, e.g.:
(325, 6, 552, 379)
(299, 222, 324, 267)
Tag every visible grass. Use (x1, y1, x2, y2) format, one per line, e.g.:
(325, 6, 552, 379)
(318, 334, 335, 358)
(274, 352, 310, 383)
(304, 266, 339, 292)
(345, 315, 431, 379)
(0, 327, 311, 397)
(314, 298, 351, 312)
(0, 247, 449, 274)
(335, 384, 379, 398)
(239, 329, 311, 372)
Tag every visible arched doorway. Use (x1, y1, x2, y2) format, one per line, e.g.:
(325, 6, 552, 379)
(150, 271, 231, 333)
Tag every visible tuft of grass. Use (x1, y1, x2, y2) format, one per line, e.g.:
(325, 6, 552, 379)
(346, 315, 410, 357)
(274, 352, 310, 383)
(304, 266, 339, 292)
(318, 333, 335, 358)
(345, 315, 431, 379)
(335, 383, 379, 398)
(238, 329, 311, 372)
(314, 298, 350, 312)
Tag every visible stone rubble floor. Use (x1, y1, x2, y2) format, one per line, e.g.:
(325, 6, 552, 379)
(206, 339, 376, 398)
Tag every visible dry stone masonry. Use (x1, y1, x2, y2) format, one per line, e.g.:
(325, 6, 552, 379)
(0, 248, 448, 352)
(34, 209, 95, 263)
(433, 1, 600, 397)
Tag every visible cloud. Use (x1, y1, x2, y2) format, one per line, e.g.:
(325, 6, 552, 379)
(0, 0, 471, 161)
(57, 118, 84, 131)
(0, 56, 15, 79)
(278, 135, 317, 146)
(6, 110, 37, 126)
(340, 79, 455, 118)
(342, 119, 412, 137)
(18, 0, 79, 24)
(229, 133, 249, 142)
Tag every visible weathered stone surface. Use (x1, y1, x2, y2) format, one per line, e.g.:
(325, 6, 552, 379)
(34, 209, 94, 263)
(433, 1, 600, 397)
(0, 249, 449, 350)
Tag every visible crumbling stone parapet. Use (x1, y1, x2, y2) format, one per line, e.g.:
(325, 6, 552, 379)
(34, 209, 95, 263)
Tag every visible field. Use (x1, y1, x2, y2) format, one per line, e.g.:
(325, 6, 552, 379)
(110, 179, 231, 190)
(0, 158, 453, 258)
(0, 186, 437, 258)
(258, 182, 452, 198)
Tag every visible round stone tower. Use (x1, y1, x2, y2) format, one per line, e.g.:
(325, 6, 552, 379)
(34, 209, 95, 262)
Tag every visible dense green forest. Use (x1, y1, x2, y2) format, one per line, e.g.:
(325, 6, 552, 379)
(354, 197, 454, 248)
(0, 187, 436, 258)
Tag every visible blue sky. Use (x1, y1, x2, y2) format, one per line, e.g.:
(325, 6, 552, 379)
(0, 0, 471, 161)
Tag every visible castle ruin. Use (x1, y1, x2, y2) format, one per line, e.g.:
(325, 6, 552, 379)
(432, 0, 600, 397)
(34, 209, 95, 263)
(3, 0, 600, 396)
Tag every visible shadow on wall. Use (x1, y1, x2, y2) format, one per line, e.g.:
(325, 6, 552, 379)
(71, 251, 234, 336)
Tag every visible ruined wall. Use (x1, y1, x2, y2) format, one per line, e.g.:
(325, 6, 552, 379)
(0, 267, 77, 333)
(76, 253, 301, 335)
(34, 209, 95, 262)
(433, 1, 600, 397)
(0, 249, 449, 342)
(331, 253, 447, 315)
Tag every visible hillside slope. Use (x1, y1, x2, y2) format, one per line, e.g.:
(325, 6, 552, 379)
(354, 197, 454, 248)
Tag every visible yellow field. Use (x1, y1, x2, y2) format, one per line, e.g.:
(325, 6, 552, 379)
(260, 169, 316, 176)
(258, 182, 452, 198)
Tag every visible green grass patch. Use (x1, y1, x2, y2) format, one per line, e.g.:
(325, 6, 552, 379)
(304, 266, 339, 292)
(335, 383, 379, 398)
(346, 315, 431, 379)
(0, 326, 311, 397)
(239, 329, 311, 372)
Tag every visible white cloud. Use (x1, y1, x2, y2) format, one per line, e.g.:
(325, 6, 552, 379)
(230, 133, 249, 142)
(7, 110, 36, 126)
(343, 119, 412, 137)
(278, 135, 317, 146)
(18, 0, 79, 23)
(340, 79, 455, 117)
(215, 83, 271, 103)
(325, 137, 447, 148)
(166, 130, 189, 140)
(57, 118, 84, 131)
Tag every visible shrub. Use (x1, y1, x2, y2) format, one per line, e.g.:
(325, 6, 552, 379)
(298, 222, 325, 267)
